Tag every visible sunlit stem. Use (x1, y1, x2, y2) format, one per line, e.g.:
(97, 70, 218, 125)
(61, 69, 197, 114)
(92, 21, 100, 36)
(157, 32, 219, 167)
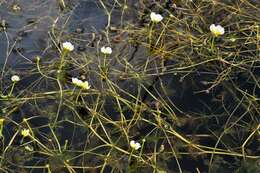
(36, 56, 55, 80)
(23, 118, 54, 155)
(46, 164, 52, 173)
(148, 22, 155, 51)
(54, 50, 68, 125)
(0, 119, 4, 138)
(75, 89, 82, 104)
(102, 54, 108, 80)
(103, 54, 107, 68)
(128, 149, 134, 170)
(211, 37, 215, 52)
(63, 139, 68, 151)
(57, 50, 67, 79)
(139, 139, 145, 157)
(8, 82, 16, 97)
(28, 134, 54, 155)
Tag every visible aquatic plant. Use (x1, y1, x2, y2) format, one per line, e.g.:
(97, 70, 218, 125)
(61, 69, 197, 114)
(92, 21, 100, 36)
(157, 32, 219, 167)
(150, 12, 163, 23)
(101, 46, 112, 55)
(210, 24, 225, 37)
(130, 140, 141, 150)
(62, 41, 74, 52)
(11, 75, 20, 82)
(21, 128, 30, 137)
(71, 77, 91, 90)
(0, 0, 259, 173)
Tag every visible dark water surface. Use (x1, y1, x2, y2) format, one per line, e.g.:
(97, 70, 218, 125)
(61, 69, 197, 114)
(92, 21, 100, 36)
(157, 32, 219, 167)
(0, 0, 58, 65)
(0, 0, 136, 65)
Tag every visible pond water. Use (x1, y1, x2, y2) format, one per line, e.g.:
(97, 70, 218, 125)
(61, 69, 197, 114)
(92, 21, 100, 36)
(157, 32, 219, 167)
(0, 0, 123, 65)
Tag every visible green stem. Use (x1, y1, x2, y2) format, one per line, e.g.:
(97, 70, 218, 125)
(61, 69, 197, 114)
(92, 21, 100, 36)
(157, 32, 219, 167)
(102, 55, 108, 80)
(128, 149, 134, 171)
(8, 83, 16, 97)
(149, 22, 155, 51)
(103, 54, 107, 68)
(57, 50, 67, 79)
(211, 37, 215, 52)
(139, 140, 145, 157)
(0, 123, 3, 138)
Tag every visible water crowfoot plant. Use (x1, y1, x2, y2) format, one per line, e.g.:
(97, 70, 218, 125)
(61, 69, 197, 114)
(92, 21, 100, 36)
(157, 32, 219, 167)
(62, 42, 74, 52)
(148, 12, 163, 51)
(71, 77, 91, 90)
(57, 41, 74, 79)
(150, 12, 163, 23)
(21, 128, 30, 138)
(130, 140, 141, 151)
(10, 75, 20, 82)
(1, 1, 259, 172)
(209, 24, 225, 52)
(8, 75, 20, 97)
(53, 41, 75, 126)
(100, 46, 112, 81)
(210, 24, 225, 37)
(128, 140, 142, 171)
(100, 46, 112, 55)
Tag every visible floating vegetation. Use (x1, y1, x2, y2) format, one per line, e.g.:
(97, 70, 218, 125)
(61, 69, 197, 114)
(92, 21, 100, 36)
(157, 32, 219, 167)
(0, 0, 259, 173)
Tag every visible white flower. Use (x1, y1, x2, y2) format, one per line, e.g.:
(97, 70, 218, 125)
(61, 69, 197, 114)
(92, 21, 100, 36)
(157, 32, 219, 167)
(81, 81, 91, 90)
(150, 12, 163, 23)
(62, 42, 74, 52)
(210, 24, 225, 37)
(130, 140, 141, 150)
(72, 77, 81, 85)
(72, 77, 91, 90)
(101, 46, 112, 55)
(21, 129, 30, 137)
(11, 75, 20, 82)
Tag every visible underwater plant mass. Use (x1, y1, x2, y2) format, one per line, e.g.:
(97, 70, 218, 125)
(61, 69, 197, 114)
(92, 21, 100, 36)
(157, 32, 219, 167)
(0, 0, 259, 173)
